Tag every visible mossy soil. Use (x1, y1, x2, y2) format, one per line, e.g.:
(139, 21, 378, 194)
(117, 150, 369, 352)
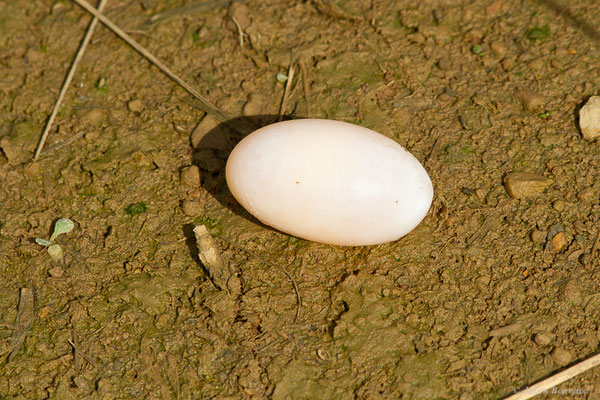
(1, 0, 600, 398)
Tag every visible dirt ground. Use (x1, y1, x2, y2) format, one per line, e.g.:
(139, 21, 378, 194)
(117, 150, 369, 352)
(1, 0, 600, 398)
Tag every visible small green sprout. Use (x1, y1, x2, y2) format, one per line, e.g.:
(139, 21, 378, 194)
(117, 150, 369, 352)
(194, 215, 217, 229)
(125, 202, 147, 216)
(35, 218, 74, 262)
(526, 25, 549, 40)
(192, 29, 201, 46)
(471, 45, 485, 55)
(539, 110, 555, 119)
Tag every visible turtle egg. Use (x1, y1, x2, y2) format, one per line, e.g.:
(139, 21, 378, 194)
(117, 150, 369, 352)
(225, 119, 433, 246)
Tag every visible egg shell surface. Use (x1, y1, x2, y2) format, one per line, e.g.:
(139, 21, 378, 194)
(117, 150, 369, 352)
(225, 119, 433, 246)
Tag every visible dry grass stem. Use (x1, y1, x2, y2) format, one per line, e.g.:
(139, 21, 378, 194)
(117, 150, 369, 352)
(39, 130, 86, 158)
(33, 0, 107, 161)
(67, 338, 98, 369)
(277, 62, 295, 121)
(231, 16, 244, 48)
(504, 352, 600, 400)
(5, 288, 36, 361)
(70, 0, 233, 127)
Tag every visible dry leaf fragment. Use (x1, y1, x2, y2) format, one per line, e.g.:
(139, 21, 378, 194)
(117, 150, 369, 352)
(7, 288, 36, 361)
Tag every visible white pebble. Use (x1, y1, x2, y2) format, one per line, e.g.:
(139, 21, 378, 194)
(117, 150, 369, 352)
(579, 96, 600, 141)
(225, 119, 433, 246)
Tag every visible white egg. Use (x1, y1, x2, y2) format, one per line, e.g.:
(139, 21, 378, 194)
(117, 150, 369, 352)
(225, 119, 433, 246)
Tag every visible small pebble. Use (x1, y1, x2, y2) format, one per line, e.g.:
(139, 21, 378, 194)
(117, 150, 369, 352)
(127, 99, 143, 113)
(103, 199, 119, 211)
(517, 90, 544, 112)
(180, 165, 201, 186)
(562, 278, 582, 301)
(475, 188, 487, 200)
(227, 2, 251, 30)
(530, 229, 545, 243)
(446, 359, 467, 373)
(240, 80, 255, 93)
(551, 347, 573, 367)
(242, 93, 266, 116)
(489, 41, 507, 58)
(574, 333, 599, 350)
(579, 252, 592, 265)
(567, 249, 584, 262)
(578, 187, 595, 202)
(0, 136, 22, 164)
(190, 114, 220, 148)
(533, 332, 554, 346)
(551, 232, 568, 252)
(552, 200, 565, 211)
(73, 376, 92, 391)
(48, 266, 64, 278)
(82, 109, 105, 126)
(579, 96, 600, 141)
(573, 220, 586, 232)
(504, 172, 552, 199)
(528, 58, 545, 72)
(182, 200, 203, 216)
(51, 2, 67, 13)
(316, 349, 330, 360)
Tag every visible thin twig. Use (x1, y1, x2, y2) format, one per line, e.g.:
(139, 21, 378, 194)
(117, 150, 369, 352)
(277, 62, 295, 121)
(37, 130, 86, 158)
(230, 16, 244, 48)
(67, 339, 98, 369)
(281, 265, 301, 323)
(503, 352, 600, 400)
(70, 0, 234, 128)
(33, 0, 107, 161)
(71, 331, 80, 369)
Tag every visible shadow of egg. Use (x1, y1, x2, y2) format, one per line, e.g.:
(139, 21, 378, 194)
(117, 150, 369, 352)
(191, 114, 294, 225)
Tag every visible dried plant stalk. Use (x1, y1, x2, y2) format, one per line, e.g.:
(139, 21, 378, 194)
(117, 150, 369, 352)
(193, 225, 229, 292)
(505, 352, 600, 400)
(34, 0, 107, 160)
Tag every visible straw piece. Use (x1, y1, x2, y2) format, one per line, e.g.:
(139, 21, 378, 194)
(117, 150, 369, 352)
(277, 62, 295, 121)
(70, 0, 232, 125)
(193, 224, 241, 296)
(503, 352, 600, 400)
(6, 288, 36, 361)
(33, 0, 108, 161)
